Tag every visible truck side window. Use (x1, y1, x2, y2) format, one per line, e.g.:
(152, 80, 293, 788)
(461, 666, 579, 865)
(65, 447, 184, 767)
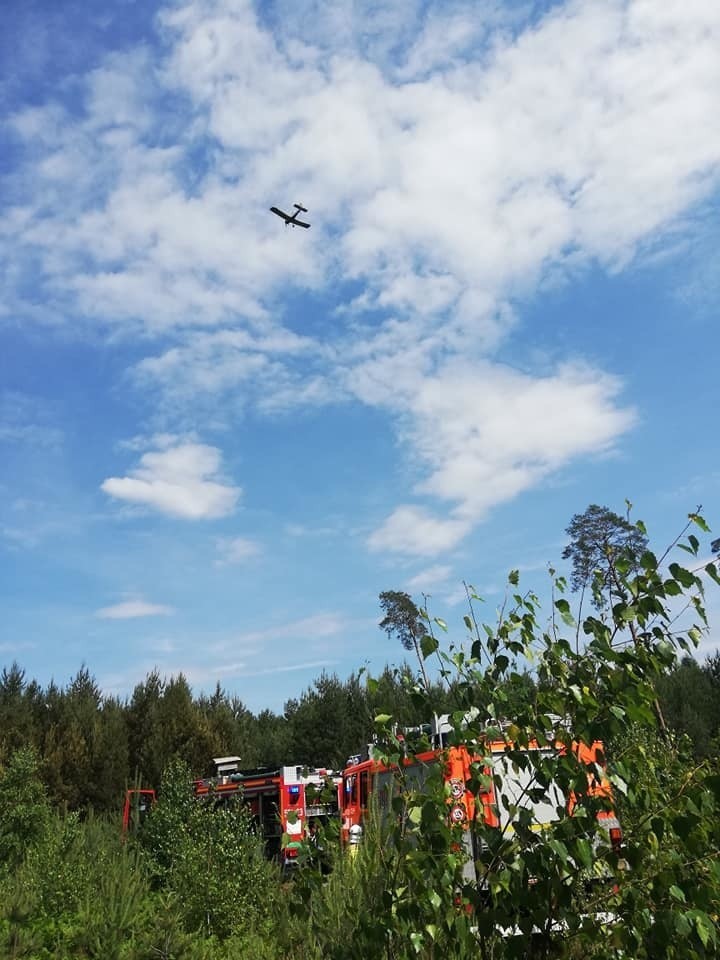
(360, 771, 369, 809)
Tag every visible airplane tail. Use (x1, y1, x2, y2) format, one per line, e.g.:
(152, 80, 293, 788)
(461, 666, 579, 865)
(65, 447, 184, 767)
(294, 203, 308, 212)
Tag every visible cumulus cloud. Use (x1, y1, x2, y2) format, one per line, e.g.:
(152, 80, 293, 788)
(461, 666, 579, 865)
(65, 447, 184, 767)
(133, 327, 336, 418)
(369, 506, 470, 557)
(368, 360, 636, 554)
(7, 0, 719, 336)
(409, 361, 635, 509)
(95, 600, 175, 619)
(5, 0, 720, 555)
(101, 440, 240, 519)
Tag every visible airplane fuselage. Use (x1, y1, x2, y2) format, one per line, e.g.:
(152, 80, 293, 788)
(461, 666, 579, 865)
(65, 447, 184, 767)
(270, 204, 310, 229)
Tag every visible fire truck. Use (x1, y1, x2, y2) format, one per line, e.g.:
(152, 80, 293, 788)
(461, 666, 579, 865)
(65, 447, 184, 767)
(340, 715, 622, 878)
(121, 788, 157, 835)
(192, 757, 342, 869)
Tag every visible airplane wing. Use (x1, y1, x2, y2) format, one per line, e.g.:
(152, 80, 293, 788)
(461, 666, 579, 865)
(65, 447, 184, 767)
(295, 219, 311, 229)
(270, 206, 291, 222)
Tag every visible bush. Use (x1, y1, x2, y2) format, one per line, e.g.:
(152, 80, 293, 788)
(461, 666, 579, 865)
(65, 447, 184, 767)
(142, 759, 282, 939)
(0, 748, 51, 869)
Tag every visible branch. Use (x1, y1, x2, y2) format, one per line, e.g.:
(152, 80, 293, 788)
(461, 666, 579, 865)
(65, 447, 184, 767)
(463, 580, 489, 667)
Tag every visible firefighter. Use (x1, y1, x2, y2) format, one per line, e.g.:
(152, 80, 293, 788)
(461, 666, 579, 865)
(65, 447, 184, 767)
(348, 823, 363, 857)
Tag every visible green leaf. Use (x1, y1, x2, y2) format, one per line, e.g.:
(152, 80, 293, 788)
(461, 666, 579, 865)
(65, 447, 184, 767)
(428, 891, 442, 912)
(609, 773, 628, 796)
(420, 634, 439, 658)
(374, 713, 392, 725)
(463, 615, 473, 631)
(574, 838, 593, 870)
(433, 617, 448, 632)
(669, 885, 686, 902)
(410, 932, 424, 953)
(494, 654, 509, 674)
(668, 563, 696, 589)
(694, 912, 715, 948)
(680, 539, 702, 561)
(688, 512, 710, 533)
(554, 598, 575, 626)
(705, 562, 720, 587)
(508, 569, 519, 586)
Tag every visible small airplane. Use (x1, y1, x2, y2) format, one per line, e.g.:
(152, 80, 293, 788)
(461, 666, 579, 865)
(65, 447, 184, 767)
(270, 203, 311, 228)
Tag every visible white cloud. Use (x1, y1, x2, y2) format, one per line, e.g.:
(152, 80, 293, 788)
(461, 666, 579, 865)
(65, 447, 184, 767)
(143, 657, 340, 692)
(5, 0, 720, 555)
(369, 506, 470, 556)
(101, 440, 240, 519)
(443, 583, 474, 607)
(0, 391, 63, 447)
(410, 361, 635, 505)
(285, 522, 341, 538)
(133, 328, 336, 417)
(368, 360, 636, 555)
(1, 520, 67, 549)
(118, 432, 184, 453)
(96, 609, 352, 695)
(226, 659, 339, 678)
(405, 564, 453, 592)
(267, 0, 426, 65)
(95, 600, 175, 620)
(396, 4, 506, 80)
(7, 0, 719, 337)
(215, 536, 262, 565)
(232, 612, 349, 646)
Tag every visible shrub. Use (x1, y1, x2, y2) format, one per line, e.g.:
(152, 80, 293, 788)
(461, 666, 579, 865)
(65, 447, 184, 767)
(0, 748, 52, 869)
(142, 759, 282, 939)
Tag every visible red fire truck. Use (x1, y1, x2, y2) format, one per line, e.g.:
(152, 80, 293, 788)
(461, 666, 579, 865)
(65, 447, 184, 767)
(341, 716, 622, 873)
(121, 788, 157, 835)
(193, 757, 342, 868)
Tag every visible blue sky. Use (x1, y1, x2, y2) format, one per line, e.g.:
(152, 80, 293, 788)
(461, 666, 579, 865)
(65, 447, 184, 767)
(2, 0, 719, 713)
